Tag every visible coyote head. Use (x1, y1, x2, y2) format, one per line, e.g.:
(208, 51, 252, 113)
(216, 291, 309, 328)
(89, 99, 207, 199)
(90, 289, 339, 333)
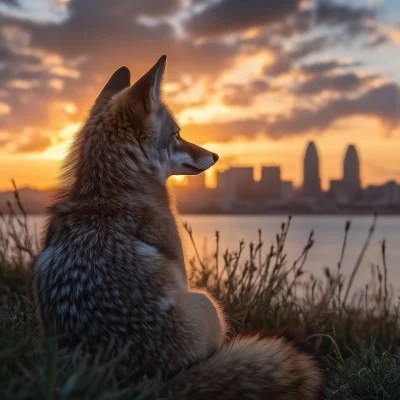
(71, 56, 218, 193)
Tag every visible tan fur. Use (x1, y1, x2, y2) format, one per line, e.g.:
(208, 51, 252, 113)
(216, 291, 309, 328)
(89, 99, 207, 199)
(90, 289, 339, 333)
(164, 334, 325, 399)
(176, 291, 227, 355)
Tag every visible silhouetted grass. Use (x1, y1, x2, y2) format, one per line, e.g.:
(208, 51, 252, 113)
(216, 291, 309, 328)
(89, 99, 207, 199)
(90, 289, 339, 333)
(186, 214, 400, 361)
(1, 188, 400, 399)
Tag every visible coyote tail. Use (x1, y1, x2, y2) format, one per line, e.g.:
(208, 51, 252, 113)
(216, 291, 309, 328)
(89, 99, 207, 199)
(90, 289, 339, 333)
(163, 330, 325, 400)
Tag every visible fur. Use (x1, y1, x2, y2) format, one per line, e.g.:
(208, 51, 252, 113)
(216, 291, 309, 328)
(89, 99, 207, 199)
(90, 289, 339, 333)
(33, 55, 325, 398)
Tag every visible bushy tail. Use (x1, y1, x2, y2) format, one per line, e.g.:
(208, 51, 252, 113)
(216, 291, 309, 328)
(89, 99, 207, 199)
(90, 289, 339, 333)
(163, 331, 326, 400)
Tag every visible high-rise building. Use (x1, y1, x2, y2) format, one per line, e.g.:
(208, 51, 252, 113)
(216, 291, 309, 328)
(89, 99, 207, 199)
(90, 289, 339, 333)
(382, 180, 399, 205)
(302, 141, 321, 197)
(343, 144, 361, 189)
(229, 167, 255, 201)
(217, 167, 256, 202)
(341, 144, 361, 202)
(260, 166, 281, 200)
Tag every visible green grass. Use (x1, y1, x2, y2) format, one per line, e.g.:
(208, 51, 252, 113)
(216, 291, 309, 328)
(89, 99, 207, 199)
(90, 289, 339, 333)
(1, 189, 400, 399)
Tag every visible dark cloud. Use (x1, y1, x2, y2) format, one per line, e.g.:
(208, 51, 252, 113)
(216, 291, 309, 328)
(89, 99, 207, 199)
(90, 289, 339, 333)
(267, 83, 400, 137)
(0, 0, 396, 152)
(185, 83, 400, 143)
(68, 0, 180, 18)
(264, 36, 330, 76)
(184, 0, 300, 37)
(295, 72, 376, 95)
(367, 33, 388, 47)
(0, 0, 238, 150)
(223, 80, 269, 106)
(300, 60, 362, 75)
(0, 0, 19, 6)
(316, 1, 374, 27)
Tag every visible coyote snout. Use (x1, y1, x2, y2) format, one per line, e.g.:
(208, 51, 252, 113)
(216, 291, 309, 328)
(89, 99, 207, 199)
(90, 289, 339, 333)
(170, 136, 219, 176)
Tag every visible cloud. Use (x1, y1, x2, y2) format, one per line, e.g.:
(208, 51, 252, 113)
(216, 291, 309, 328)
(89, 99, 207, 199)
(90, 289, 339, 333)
(0, 0, 397, 153)
(0, 1, 239, 151)
(295, 72, 377, 95)
(223, 80, 269, 106)
(264, 36, 330, 76)
(0, 0, 19, 6)
(267, 83, 400, 137)
(183, 83, 400, 143)
(300, 60, 362, 75)
(184, 0, 301, 38)
(367, 32, 388, 47)
(13, 134, 52, 153)
(315, 1, 374, 27)
(69, 0, 181, 18)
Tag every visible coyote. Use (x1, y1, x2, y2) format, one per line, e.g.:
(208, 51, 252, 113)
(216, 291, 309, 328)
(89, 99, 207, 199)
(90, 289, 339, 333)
(33, 56, 325, 399)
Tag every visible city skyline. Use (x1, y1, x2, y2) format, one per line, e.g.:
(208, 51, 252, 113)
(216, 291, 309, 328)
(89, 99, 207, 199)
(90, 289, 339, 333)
(1, 140, 400, 214)
(3, 139, 399, 192)
(179, 141, 388, 192)
(0, 1, 400, 191)
(174, 141, 390, 191)
(169, 140, 400, 214)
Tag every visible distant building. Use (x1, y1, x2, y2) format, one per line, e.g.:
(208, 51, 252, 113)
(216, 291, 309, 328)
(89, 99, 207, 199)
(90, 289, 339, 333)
(226, 167, 256, 201)
(216, 167, 258, 211)
(216, 170, 236, 211)
(341, 144, 362, 203)
(281, 181, 295, 203)
(343, 144, 361, 188)
(363, 185, 384, 204)
(381, 180, 400, 205)
(329, 179, 342, 200)
(259, 166, 281, 200)
(302, 141, 321, 197)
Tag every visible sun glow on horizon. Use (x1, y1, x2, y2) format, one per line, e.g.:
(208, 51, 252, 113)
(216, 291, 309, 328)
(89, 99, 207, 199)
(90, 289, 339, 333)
(39, 122, 82, 160)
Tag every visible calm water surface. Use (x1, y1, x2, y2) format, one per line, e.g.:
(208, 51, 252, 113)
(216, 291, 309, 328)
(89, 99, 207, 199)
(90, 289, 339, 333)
(18, 215, 400, 291)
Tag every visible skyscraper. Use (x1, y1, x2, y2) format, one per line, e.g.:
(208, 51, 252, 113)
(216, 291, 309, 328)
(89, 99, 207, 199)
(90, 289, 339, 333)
(343, 144, 361, 189)
(341, 144, 361, 203)
(302, 141, 321, 197)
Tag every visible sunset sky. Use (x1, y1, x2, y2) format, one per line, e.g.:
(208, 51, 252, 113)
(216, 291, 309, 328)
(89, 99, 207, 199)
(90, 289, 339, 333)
(0, 0, 400, 190)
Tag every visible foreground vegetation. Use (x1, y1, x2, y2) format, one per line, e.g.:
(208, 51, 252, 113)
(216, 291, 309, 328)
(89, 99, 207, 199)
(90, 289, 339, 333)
(1, 189, 400, 399)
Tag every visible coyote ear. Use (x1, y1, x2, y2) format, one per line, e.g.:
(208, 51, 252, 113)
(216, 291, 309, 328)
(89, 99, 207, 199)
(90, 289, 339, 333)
(130, 55, 166, 112)
(97, 66, 131, 100)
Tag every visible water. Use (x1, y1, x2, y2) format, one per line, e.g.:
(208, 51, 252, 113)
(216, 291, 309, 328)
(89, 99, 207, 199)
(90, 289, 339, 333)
(13, 215, 400, 291)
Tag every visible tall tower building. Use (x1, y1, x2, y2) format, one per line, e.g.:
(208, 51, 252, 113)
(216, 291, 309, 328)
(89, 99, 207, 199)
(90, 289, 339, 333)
(302, 141, 321, 197)
(343, 144, 361, 189)
(341, 144, 361, 202)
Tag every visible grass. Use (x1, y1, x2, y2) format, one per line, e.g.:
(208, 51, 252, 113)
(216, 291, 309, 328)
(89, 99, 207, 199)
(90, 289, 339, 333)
(1, 188, 400, 399)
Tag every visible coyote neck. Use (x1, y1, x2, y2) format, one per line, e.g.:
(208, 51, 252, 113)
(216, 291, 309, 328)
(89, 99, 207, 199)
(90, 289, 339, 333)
(60, 131, 169, 207)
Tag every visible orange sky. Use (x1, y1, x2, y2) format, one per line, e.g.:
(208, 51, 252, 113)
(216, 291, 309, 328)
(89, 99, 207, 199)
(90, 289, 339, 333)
(0, 0, 400, 191)
(2, 116, 400, 191)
